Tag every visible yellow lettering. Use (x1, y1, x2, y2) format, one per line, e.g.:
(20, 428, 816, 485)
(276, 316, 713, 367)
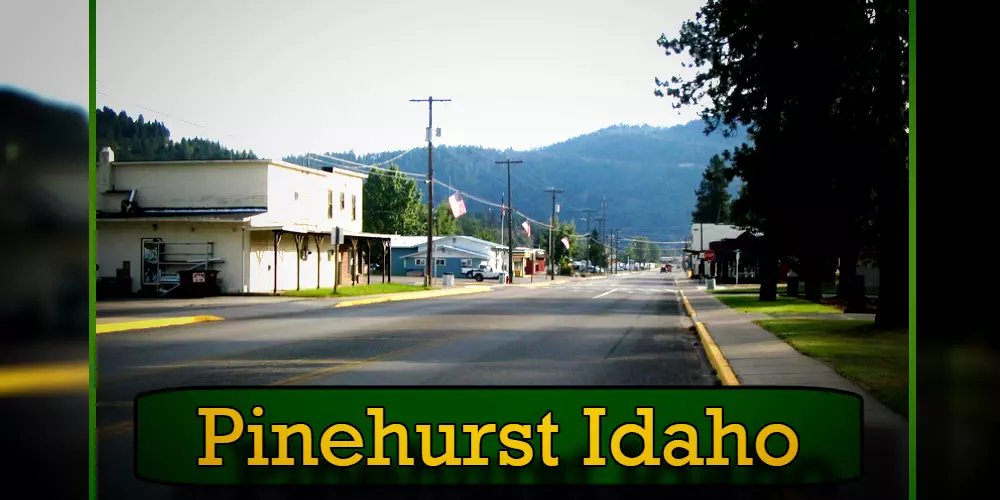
(537, 411, 560, 466)
(705, 407, 753, 466)
(319, 424, 364, 467)
(198, 407, 243, 466)
(609, 407, 660, 466)
(756, 424, 799, 467)
(498, 424, 533, 467)
(582, 407, 606, 466)
(366, 407, 414, 466)
(246, 405, 268, 466)
(462, 423, 497, 466)
(415, 424, 461, 467)
(662, 423, 704, 466)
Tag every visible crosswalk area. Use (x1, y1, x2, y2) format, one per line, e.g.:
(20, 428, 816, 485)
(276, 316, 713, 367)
(554, 281, 677, 296)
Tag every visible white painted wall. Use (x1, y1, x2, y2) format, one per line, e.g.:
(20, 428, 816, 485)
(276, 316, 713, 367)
(98, 162, 268, 213)
(260, 163, 364, 232)
(96, 221, 245, 294)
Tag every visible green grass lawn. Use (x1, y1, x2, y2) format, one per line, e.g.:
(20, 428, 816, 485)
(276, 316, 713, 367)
(280, 283, 431, 298)
(755, 318, 908, 417)
(713, 293, 842, 314)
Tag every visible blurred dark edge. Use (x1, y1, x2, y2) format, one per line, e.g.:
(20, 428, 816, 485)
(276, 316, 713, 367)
(915, 25, 996, 499)
(0, 88, 90, 498)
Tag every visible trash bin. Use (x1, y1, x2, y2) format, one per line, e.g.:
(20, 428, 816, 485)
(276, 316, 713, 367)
(706, 278, 717, 290)
(178, 270, 220, 298)
(497, 271, 508, 284)
(442, 272, 455, 288)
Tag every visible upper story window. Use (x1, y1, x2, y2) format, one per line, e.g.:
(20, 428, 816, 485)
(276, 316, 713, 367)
(327, 190, 333, 219)
(351, 195, 357, 221)
(340, 192, 345, 210)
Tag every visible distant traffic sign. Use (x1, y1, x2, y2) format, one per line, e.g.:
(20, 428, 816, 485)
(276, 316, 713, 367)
(704, 250, 716, 262)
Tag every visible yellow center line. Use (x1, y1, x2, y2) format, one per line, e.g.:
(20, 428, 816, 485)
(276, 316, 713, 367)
(0, 362, 89, 397)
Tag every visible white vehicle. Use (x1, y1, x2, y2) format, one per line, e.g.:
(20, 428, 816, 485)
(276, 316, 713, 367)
(469, 265, 502, 282)
(462, 264, 490, 278)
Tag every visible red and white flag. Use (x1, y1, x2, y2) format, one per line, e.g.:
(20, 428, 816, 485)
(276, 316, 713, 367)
(521, 221, 531, 237)
(561, 237, 570, 249)
(448, 193, 467, 218)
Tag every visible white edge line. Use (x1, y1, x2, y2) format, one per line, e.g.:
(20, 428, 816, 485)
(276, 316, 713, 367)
(592, 288, 618, 299)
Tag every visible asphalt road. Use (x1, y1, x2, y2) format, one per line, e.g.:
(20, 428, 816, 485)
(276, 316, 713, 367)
(96, 272, 792, 499)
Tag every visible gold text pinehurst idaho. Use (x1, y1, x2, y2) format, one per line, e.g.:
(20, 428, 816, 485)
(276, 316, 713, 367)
(197, 406, 799, 468)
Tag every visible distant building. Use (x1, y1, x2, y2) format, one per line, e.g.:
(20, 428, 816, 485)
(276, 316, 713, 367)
(685, 223, 758, 277)
(390, 235, 509, 277)
(96, 147, 394, 296)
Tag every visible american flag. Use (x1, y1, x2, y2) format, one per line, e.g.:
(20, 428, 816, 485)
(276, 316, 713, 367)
(448, 193, 467, 218)
(521, 221, 531, 237)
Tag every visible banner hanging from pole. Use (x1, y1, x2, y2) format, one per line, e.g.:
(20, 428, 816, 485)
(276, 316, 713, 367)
(561, 237, 570, 249)
(521, 221, 531, 237)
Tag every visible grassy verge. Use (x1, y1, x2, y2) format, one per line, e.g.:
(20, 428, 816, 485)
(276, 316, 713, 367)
(711, 283, 878, 296)
(755, 318, 908, 417)
(714, 294, 842, 315)
(280, 283, 431, 298)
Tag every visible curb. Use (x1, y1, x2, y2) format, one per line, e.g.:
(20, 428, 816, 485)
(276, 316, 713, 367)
(334, 285, 492, 308)
(96, 315, 224, 334)
(678, 290, 740, 386)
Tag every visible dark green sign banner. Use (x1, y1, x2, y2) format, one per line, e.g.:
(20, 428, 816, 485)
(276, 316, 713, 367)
(135, 387, 861, 486)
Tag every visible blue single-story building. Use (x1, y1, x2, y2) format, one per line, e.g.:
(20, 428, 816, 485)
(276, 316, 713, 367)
(390, 235, 508, 277)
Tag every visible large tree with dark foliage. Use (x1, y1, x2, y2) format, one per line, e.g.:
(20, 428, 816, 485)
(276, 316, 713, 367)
(692, 154, 732, 224)
(655, 0, 908, 327)
(96, 107, 256, 161)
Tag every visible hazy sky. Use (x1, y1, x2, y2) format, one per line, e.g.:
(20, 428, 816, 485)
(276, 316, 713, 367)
(2, 0, 88, 109)
(93, 0, 706, 159)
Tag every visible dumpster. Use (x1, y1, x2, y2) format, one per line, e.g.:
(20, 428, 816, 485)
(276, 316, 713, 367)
(177, 269, 220, 297)
(442, 272, 455, 288)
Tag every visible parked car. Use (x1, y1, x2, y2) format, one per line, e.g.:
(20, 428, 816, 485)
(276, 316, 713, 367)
(470, 265, 502, 282)
(661, 266, 667, 273)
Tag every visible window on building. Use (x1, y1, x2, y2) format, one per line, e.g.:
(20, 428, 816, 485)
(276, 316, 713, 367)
(436, 258, 446, 266)
(294, 192, 300, 201)
(460, 259, 472, 267)
(327, 190, 333, 219)
(414, 258, 426, 266)
(340, 192, 345, 210)
(351, 195, 357, 221)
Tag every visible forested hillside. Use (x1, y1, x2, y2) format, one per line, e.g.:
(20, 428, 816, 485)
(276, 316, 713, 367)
(96, 107, 256, 161)
(286, 121, 746, 242)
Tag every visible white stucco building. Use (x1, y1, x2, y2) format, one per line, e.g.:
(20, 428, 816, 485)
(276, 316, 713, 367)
(95, 147, 392, 296)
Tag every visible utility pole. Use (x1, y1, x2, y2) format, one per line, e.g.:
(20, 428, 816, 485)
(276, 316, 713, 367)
(496, 158, 523, 283)
(500, 193, 505, 247)
(544, 188, 564, 280)
(594, 216, 607, 273)
(582, 208, 596, 271)
(410, 96, 450, 287)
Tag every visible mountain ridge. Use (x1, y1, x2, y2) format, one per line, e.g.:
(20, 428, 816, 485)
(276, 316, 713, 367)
(284, 120, 748, 242)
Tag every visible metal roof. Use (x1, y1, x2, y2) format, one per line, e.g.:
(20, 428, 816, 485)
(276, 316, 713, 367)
(397, 245, 491, 260)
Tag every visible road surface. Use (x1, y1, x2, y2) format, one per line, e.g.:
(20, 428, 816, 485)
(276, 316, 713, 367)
(96, 272, 780, 499)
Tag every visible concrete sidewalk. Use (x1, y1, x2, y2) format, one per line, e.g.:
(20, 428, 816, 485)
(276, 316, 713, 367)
(676, 279, 908, 500)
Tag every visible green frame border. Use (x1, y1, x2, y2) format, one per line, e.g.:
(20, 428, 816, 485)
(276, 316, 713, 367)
(89, 1, 97, 499)
(908, 1, 916, 499)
